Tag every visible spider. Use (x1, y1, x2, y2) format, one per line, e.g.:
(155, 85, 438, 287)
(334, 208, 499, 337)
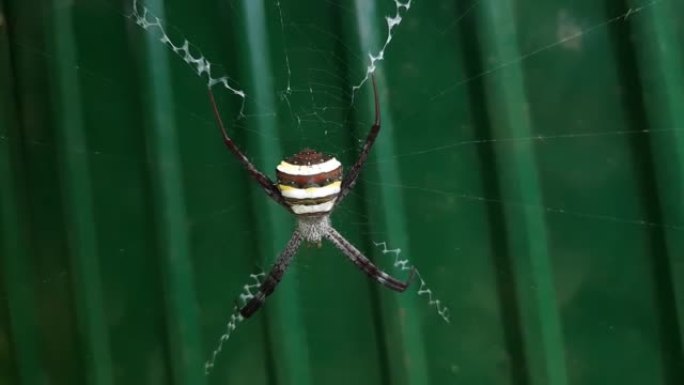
(208, 75, 415, 318)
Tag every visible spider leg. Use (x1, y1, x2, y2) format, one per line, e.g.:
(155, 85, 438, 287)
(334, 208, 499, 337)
(239, 231, 303, 318)
(326, 227, 415, 292)
(208, 88, 288, 208)
(337, 74, 381, 204)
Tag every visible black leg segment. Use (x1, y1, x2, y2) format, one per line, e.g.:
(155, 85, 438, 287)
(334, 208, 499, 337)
(239, 231, 303, 318)
(337, 75, 382, 204)
(208, 88, 288, 208)
(326, 227, 414, 292)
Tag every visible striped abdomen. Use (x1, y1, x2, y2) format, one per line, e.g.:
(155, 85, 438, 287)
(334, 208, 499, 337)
(276, 149, 343, 216)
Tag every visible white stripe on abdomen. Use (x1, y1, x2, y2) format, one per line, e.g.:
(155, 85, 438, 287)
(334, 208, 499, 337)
(290, 200, 336, 215)
(276, 158, 341, 176)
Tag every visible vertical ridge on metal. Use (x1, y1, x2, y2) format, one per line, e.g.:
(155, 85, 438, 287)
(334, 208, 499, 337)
(476, 1, 568, 384)
(0, 1, 42, 381)
(136, 1, 205, 384)
(348, 2, 430, 385)
(45, 1, 113, 384)
(626, 0, 684, 373)
(239, 1, 312, 384)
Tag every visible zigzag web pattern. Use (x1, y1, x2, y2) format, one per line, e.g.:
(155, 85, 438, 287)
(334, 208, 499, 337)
(129, 0, 246, 115)
(204, 272, 266, 375)
(374, 241, 450, 323)
(351, 0, 413, 101)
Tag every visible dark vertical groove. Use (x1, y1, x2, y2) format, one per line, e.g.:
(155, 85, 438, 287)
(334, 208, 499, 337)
(0, 1, 41, 383)
(348, 2, 430, 384)
(239, 1, 311, 384)
(607, 0, 684, 382)
(211, 2, 281, 381)
(134, 0, 205, 383)
(474, 1, 568, 383)
(7, 10, 77, 385)
(46, 1, 114, 383)
(455, 3, 530, 384)
(260, 312, 279, 385)
(329, 5, 391, 384)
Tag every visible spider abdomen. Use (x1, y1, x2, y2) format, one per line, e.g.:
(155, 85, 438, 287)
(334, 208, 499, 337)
(276, 149, 343, 216)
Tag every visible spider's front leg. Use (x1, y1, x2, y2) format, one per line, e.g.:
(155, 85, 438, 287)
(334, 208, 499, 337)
(337, 74, 381, 204)
(239, 231, 303, 318)
(208, 88, 288, 208)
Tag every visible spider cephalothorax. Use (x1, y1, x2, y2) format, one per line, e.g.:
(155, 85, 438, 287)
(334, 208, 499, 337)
(208, 75, 414, 318)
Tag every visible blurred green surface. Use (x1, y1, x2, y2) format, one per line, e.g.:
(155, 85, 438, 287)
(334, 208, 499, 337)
(1, 0, 683, 384)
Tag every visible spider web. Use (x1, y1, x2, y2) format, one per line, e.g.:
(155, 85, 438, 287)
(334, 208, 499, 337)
(121, 0, 682, 378)
(126, 0, 448, 373)
(5, 0, 683, 382)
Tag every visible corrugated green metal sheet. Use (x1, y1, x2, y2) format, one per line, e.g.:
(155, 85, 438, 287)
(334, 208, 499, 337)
(1, 0, 683, 384)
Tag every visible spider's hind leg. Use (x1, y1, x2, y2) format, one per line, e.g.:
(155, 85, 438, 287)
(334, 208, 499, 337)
(326, 227, 415, 292)
(239, 231, 304, 318)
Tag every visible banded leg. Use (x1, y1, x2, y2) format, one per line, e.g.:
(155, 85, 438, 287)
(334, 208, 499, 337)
(337, 75, 381, 204)
(208, 89, 287, 208)
(240, 231, 303, 318)
(326, 227, 414, 292)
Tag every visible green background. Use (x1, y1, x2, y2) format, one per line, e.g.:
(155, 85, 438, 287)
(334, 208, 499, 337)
(1, 0, 683, 384)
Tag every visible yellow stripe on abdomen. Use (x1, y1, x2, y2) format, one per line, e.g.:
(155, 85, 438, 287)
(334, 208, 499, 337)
(278, 181, 341, 200)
